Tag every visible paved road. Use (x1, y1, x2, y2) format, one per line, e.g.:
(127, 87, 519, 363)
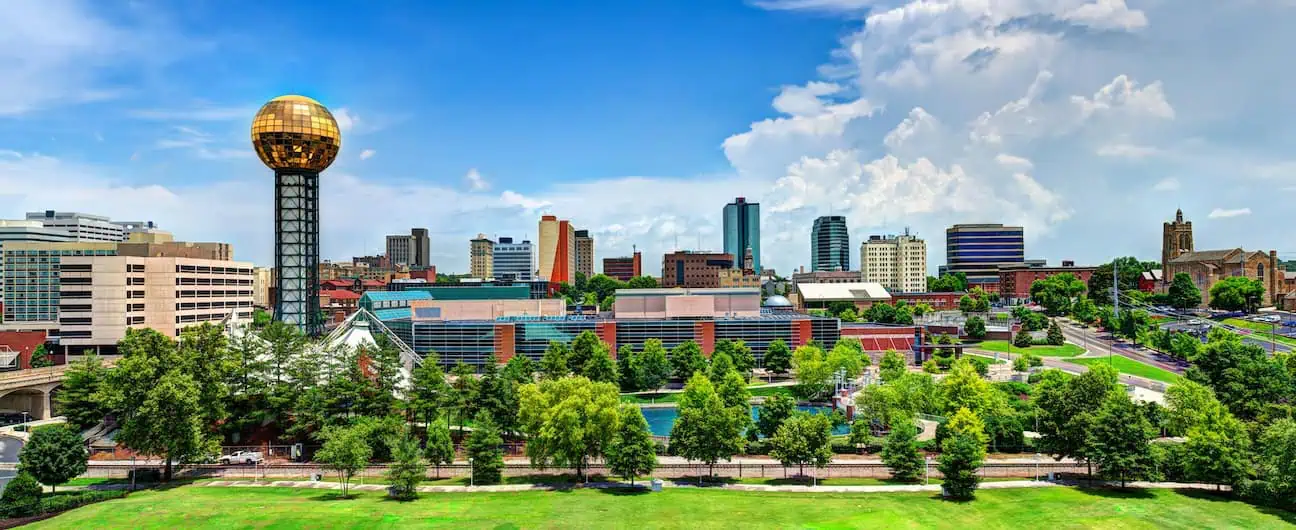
(1057, 320, 1188, 375)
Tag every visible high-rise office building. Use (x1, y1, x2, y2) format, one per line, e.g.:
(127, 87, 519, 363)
(492, 237, 534, 281)
(810, 216, 849, 272)
(24, 211, 162, 242)
(661, 251, 734, 288)
(723, 197, 761, 273)
(944, 224, 1024, 288)
(603, 251, 642, 281)
(574, 230, 594, 279)
(862, 231, 928, 293)
(470, 233, 495, 279)
(386, 234, 412, 267)
(538, 215, 575, 284)
(411, 228, 430, 269)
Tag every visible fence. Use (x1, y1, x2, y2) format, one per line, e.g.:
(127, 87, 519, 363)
(75, 461, 1089, 482)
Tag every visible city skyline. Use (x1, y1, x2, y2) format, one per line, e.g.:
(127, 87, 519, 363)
(1, 1, 1293, 275)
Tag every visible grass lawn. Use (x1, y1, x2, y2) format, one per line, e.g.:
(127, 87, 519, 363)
(31, 484, 1295, 529)
(975, 340, 1085, 358)
(1222, 319, 1296, 347)
(725, 476, 1027, 486)
(1065, 356, 1182, 384)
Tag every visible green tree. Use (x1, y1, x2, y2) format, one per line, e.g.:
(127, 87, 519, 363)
(424, 417, 456, 478)
(1209, 276, 1266, 313)
(1013, 329, 1033, 348)
(517, 376, 620, 479)
(55, 354, 108, 431)
(670, 340, 707, 380)
(763, 339, 793, 374)
(569, 330, 602, 374)
(1243, 419, 1296, 507)
(605, 405, 658, 485)
(669, 373, 746, 477)
(0, 472, 41, 517)
(827, 338, 867, 379)
(929, 273, 967, 292)
(881, 415, 924, 482)
(880, 350, 907, 382)
(1046, 319, 1065, 346)
(101, 329, 213, 482)
(1030, 273, 1087, 316)
(1167, 272, 1202, 310)
(29, 344, 52, 368)
(540, 341, 571, 380)
(616, 344, 638, 391)
(448, 362, 480, 432)
(938, 408, 987, 499)
(476, 362, 520, 436)
(385, 433, 427, 500)
(757, 393, 796, 438)
(958, 294, 976, 313)
(1035, 365, 1119, 477)
(708, 352, 736, 382)
(315, 425, 373, 498)
(1088, 257, 1152, 302)
(18, 424, 88, 493)
(466, 411, 505, 485)
(940, 358, 993, 418)
(582, 342, 619, 384)
(729, 340, 756, 376)
(635, 339, 672, 391)
(964, 316, 987, 340)
(626, 276, 658, 289)
(1183, 404, 1251, 489)
(791, 345, 832, 400)
(769, 412, 834, 477)
(408, 353, 451, 438)
(1071, 297, 1098, 323)
(1187, 329, 1293, 421)
(1087, 391, 1154, 487)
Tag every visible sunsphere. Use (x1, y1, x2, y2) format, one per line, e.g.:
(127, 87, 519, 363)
(251, 95, 341, 172)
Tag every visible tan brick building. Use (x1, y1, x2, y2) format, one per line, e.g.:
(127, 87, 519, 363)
(1160, 209, 1284, 306)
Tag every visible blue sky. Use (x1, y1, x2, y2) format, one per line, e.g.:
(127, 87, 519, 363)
(2, 0, 1295, 273)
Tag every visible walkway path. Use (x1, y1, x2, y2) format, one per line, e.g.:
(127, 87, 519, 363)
(197, 478, 1230, 494)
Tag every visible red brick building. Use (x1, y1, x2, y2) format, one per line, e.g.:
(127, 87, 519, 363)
(0, 331, 49, 370)
(603, 252, 642, 281)
(661, 251, 734, 288)
(998, 263, 1096, 302)
(890, 292, 964, 310)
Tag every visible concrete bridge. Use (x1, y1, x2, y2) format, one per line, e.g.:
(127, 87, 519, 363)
(0, 357, 118, 420)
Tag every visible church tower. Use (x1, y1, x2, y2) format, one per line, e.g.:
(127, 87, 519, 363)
(1161, 208, 1193, 282)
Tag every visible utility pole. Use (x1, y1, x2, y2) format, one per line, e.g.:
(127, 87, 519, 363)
(1111, 261, 1118, 368)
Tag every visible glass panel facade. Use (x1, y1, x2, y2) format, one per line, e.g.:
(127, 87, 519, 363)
(515, 321, 598, 361)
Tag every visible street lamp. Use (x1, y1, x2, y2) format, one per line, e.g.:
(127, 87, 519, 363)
(925, 456, 931, 485)
(1034, 452, 1041, 482)
(469, 458, 474, 487)
(20, 411, 29, 431)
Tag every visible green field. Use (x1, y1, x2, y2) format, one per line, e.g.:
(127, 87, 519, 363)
(975, 341, 1085, 358)
(1222, 319, 1296, 347)
(1065, 356, 1182, 384)
(31, 484, 1294, 529)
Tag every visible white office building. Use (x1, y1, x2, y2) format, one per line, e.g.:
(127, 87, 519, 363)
(861, 232, 928, 294)
(492, 237, 534, 281)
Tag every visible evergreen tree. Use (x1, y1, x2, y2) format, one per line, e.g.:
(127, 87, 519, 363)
(1167, 272, 1203, 310)
(938, 408, 987, 499)
(1046, 319, 1065, 346)
(881, 416, 924, 482)
(757, 393, 796, 438)
(635, 339, 672, 391)
(18, 424, 88, 493)
(466, 411, 505, 485)
(617, 344, 638, 391)
(55, 354, 108, 431)
(880, 350, 907, 382)
(424, 417, 456, 478)
(763, 339, 793, 374)
(769, 412, 834, 477)
(964, 316, 987, 340)
(477, 361, 520, 436)
(539, 341, 571, 380)
(502, 355, 536, 386)
(1087, 391, 1154, 487)
(0, 472, 41, 517)
(449, 362, 479, 432)
(606, 405, 658, 485)
(408, 352, 450, 438)
(670, 341, 707, 380)
(386, 433, 427, 500)
(1013, 329, 1034, 348)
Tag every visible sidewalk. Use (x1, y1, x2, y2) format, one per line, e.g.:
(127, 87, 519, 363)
(197, 478, 1229, 494)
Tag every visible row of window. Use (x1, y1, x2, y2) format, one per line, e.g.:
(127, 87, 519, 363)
(176, 300, 252, 310)
(176, 265, 252, 275)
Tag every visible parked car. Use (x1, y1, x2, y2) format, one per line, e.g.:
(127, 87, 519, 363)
(218, 451, 264, 465)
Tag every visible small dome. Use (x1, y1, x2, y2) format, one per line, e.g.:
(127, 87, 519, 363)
(764, 295, 793, 307)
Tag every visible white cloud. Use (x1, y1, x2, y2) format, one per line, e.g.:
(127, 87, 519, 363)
(1152, 177, 1180, 192)
(1097, 143, 1160, 158)
(152, 126, 250, 160)
(995, 154, 1033, 170)
(359, 149, 376, 161)
(1208, 208, 1252, 219)
(333, 108, 357, 133)
(1072, 75, 1175, 120)
(1061, 0, 1149, 30)
(464, 168, 489, 191)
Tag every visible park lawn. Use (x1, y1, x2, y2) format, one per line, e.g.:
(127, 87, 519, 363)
(1065, 356, 1182, 384)
(727, 477, 1027, 486)
(1222, 319, 1296, 347)
(31, 484, 1294, 529)
(976, 340, 1085, 358)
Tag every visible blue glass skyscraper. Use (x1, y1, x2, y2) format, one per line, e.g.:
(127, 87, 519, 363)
(944, 224, 1024, 286)
(811, 216, 849, 272)
(723, 197, 761, 273)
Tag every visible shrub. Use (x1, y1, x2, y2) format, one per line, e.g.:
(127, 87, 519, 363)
(40, 489, 128, 514)
(830, 439, 859, 454)
(128, 468, 162, 483)
(0, 472, 42, 517)
(922, 360, 940, 374)
(1013, 331, 1033, 349)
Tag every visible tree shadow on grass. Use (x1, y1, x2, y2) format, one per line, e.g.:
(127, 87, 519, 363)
(308, 492, 360, 502)
(1173, 488, 1237, 503)
(595, 486, 650, 496)
(1070, 486, 1156, 500)
(667, 476, 738, 487)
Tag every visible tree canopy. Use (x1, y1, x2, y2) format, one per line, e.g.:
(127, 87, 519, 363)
(517, 376, 621, 478)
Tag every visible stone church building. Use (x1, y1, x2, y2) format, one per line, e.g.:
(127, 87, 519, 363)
(1161, 209, 1283, 307)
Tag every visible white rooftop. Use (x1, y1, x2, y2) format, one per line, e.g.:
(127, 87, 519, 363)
(796, 282, 892, 301)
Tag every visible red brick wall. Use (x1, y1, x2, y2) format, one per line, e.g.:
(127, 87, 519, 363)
(494, 323, 515, 363)
(597, 322, 618, 357)
(792, 320, 812, 348)
(695, 321, 715, 356)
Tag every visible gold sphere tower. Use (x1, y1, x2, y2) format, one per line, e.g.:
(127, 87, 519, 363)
(251, 95, 342, 336)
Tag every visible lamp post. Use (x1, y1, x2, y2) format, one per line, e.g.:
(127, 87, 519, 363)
(1034, 452, 1041, 482)
(20, 411, 28, 431)
(469, 458, 474, 487)
(925, 456, 931, 485)
(130, 456, 137, 492)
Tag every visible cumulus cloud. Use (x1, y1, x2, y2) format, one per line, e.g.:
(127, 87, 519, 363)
(333, 108, 357, 133)
(1097, 143, 1160, 158)
(995, 154, 1034, 170)
(358, 149, 376, 161)
(1208, 208, 1251, 219)
(464, 168, 489, 191)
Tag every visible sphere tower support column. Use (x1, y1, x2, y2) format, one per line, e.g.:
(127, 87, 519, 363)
(274, 170, 321, 336)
